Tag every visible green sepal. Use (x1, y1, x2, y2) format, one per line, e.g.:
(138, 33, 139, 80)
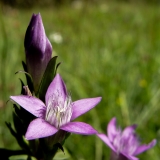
(45, 143, 65, 159)
(12, 105, 36, 154)
(22, 61, 34, 93)
(53, 147, 71, 160)
(55, 62, 61, 75)
(13, 104, 23, 121)
(13, 111, 25, 136)
(55, 143, 64, 153)
(5, 122, 17, 138)
(5, 122, 31, 153)
(13, 104, 34, 128)
(38, 56, 60, 102)
(19, 78, 25, 95)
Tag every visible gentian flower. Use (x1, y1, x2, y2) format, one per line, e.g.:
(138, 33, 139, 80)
(97, 118, 156, 160)
(24, 13, 52, 92)
(10, 74, 101, 141)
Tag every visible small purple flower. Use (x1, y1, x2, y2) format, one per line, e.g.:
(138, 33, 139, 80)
(24, 13, 52, 92)
(97, 118, 156, 160)
(10, 74, 101, 140)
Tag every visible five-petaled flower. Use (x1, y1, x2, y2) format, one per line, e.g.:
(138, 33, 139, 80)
(24, 13, 52, 92)
(10, 74, 101, 140)
(97, 118, 156, 160)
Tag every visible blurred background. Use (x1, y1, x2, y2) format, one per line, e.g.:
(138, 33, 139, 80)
(0, 0, 160, 159)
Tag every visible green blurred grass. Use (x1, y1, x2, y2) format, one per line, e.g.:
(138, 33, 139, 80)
(0, 2, 160, 160)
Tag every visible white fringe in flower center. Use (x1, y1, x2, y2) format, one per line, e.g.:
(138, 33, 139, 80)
(113, 129, 139, 155)
(45, 92, 72, 129)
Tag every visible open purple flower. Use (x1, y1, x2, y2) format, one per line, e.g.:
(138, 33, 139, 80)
(24, 13, 52, 92)
(97, 118, 156, 160)
(10, 74, 101, 140)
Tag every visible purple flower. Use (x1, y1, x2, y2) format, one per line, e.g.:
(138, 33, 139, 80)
(10, 74, 101, 140)
(24, 13, 52, 92)
(97, 118, 156, 160)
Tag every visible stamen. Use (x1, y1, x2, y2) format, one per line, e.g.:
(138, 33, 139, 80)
(45, 92, 72, 129)
(113, 130, 139, 155)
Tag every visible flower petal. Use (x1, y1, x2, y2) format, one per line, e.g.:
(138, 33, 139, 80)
(107, 117, 119, 142)
(10, 95, 46, 118)
(122, 124, 137, 137)
(60, 122, 98, 135)
(71, 97, 102, 121)
(97, 133, 139, 160)
(45, 74, 67, 106)
(134, 139, 157, 155)
(97, 133, 116, 152)
(121, 125, 137, 145)
(45, 37, 52, 58)
(25, 13, 46, 56)
(25, 118, 58, 140)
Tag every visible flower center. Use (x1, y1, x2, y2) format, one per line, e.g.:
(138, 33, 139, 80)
(45, 92, 72, 129)
(113, 130, 139, 155)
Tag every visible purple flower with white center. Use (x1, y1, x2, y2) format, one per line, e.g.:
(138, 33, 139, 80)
(24, 13, 52, 92)
(10, 74, 101, 140)
(97, 118, 156, 160)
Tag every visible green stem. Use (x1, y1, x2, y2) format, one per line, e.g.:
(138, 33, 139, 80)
(0, 148, 28, 159)
(36, 139, 59, 160)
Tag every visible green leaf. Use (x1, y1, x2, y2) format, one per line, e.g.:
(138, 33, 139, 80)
(55, 62, 61, 75)
(13, 104, 34, 127)
(19, 79, 25, 95)
(5, 122, 31, 153)
(5, 122, 17, 138)
(38, 56, 59, 102)
(55, 143, 64, 153)
(13, 111, 25, 135)
(22, 61, 34, 93)
(13, 104, 22, 119)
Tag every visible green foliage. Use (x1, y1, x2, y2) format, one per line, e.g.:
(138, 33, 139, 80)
(21, 61, 34, 93)
(0, 2, 159, 160)
(38, 56, 60, 102)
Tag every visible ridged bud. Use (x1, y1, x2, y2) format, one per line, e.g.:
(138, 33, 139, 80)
(24, 13, 52, 92)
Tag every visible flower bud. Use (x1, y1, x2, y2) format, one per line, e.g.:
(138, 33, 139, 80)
(24, 13, 52, 92)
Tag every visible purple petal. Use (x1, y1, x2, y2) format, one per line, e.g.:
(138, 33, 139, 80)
(45, 37, 52, 58)
(121, 125, 137, 142)
(60, 122, 98, 135)
(107, 117, 119, 142)
(97, 133, 116, 152)
(25, 118, 58, 140)
(10, 95, 46, 118)
(134, 139, 157, 155)
(122, 125, 137, 136)
(25, 13, 46, 56)
(71, 97, 102, 121)
(45, 74, 67, 106)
